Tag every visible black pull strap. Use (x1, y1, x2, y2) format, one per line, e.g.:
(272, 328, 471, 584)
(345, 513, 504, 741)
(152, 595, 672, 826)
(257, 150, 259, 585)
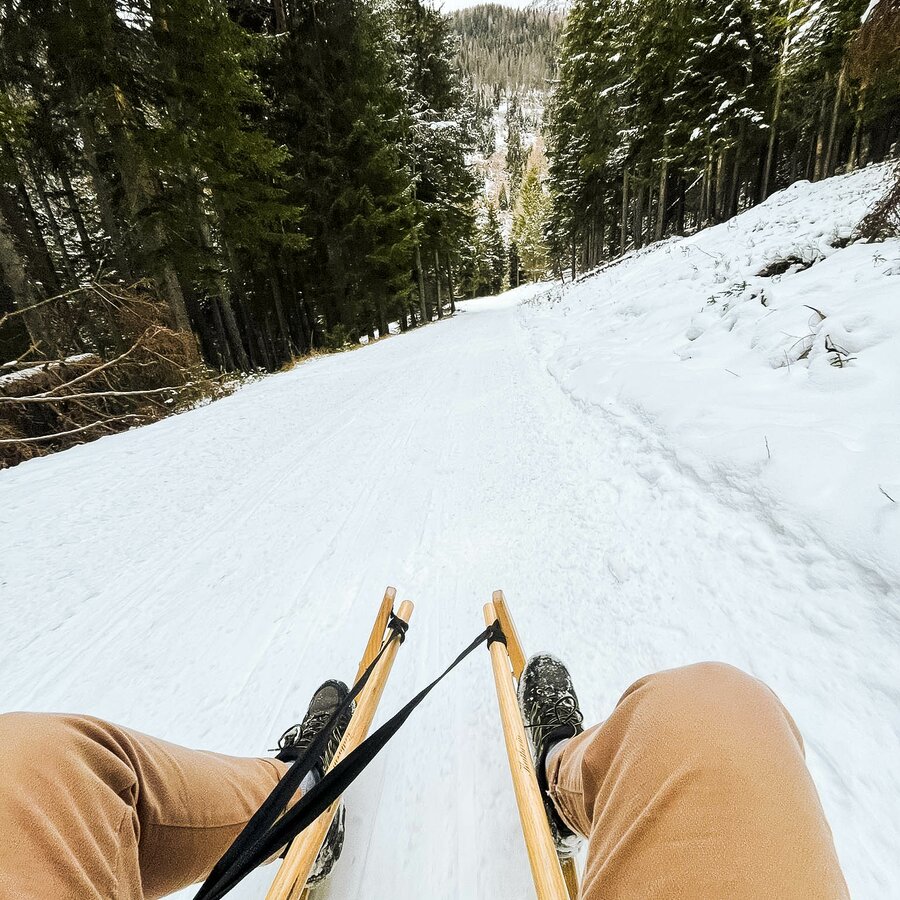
(195, 621, 502, 900)
(194, 630, 400, 900)
(486, 619, 507, 647)
(387, 611, 409, 643)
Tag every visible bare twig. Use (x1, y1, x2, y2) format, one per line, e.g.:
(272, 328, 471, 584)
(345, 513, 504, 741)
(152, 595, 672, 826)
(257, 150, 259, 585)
(0, 288, 85, 330)
(765, 436, 771, 460)
(0, 414, 142, 444)
(803, 304, 827, 321)
(0, 385, 185, 405)
(34, 327, 161, 398)
(879, 485, 896, 503)
(0, 343, 44, 371)
(1, 279, 215, 467)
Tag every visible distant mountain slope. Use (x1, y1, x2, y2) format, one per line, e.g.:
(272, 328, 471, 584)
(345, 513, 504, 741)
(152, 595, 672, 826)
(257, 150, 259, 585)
(450, 4, 564, 93)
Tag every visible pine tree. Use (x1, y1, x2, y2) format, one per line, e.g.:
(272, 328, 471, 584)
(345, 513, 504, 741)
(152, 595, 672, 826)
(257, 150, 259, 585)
(505, 98, 526, 200)
(393, 0, 477, 321)
(511, 165, 550, 281)
(546, 0, 897, 275)
(484, 202, 507, 293)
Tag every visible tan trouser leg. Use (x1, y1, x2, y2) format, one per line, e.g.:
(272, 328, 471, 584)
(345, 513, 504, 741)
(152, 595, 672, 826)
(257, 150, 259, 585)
(546, 663, 849, 900)
(0, 712, 288, 900)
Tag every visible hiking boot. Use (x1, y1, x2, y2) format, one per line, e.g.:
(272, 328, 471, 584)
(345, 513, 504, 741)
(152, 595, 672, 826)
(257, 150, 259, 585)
(276, 679, 354, 884)
(518, 654, 585, 856)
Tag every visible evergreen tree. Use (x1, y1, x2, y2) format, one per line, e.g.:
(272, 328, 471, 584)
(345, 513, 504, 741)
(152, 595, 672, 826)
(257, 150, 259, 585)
(511, 164, 550, 281)
(484, 202, 507, 294)
(546, 0, 897, 275)
(506, 99, 526, 200)
(393, 0, 477, 321)
(450, 4, 563, 93)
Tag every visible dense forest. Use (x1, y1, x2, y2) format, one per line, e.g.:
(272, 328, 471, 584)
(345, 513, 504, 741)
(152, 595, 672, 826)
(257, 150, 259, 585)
(1, 0, 898, 466)
(546, 0, 900, 273)
(449, 4, 562, 298)
(452, 4, 563, 93)
(0, 0, 480, 463)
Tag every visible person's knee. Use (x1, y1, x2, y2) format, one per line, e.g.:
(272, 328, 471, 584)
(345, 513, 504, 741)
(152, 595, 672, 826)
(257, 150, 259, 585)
(0, 712, 119, 776)
(0, 711, 69, 751)
(0, 712, 78, 784)
(627, 662, 800, 759)
(665, 660, 773, 704)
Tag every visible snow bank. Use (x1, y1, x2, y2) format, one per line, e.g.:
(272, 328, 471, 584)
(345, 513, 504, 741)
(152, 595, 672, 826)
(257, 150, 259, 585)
(523, 165, 900, 586)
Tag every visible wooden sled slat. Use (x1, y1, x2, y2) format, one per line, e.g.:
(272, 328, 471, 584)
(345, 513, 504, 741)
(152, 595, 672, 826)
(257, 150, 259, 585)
(266, 591, 414, 900)
(484, 597, 570, 900)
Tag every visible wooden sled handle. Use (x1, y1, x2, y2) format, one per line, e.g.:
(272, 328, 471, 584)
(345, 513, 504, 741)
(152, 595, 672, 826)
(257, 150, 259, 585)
(266, 588, 414, 900)
(484, 594, 571, 900)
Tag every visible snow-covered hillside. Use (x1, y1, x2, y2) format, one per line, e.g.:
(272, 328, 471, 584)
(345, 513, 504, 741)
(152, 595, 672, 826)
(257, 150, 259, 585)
(524, 164, 900, 587)
(1, 168, 898, 898)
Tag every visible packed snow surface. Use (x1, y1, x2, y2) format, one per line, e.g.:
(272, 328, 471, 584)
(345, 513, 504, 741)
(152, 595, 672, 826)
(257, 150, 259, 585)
(2, 167, 899, 898)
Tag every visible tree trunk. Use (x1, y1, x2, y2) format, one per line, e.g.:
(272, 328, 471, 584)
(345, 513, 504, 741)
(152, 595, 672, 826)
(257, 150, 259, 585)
(102, 87, 199, 357)
(620, 168, 630, 255)
(445, 254, 456, 313)
(761, 0, 794, 201)
(236, 297, 263, 369)
(375, 298, 388, 339)
(158, 260, 195, 337)
(208, 294, 233, 370)
(727, 127, 745, 218)
(414, 240, 427, 322)
(1, 141, 61, 295)
(218, 295, 249, 370)
(824, 67, 846, 177)
(812, 90, 829, 181)
(24, 157, 76, 283)
(701, 153, 712, 224)
(76, 111, 132, 280)
(58, 168, 98, 274)
(655, 149, 668, 241)
(195, 195, 250, 370)
(267, 261, 293, 360)
(433, 249, 444, 319)
(272, 0, 287, 32)
(263, 314, 278, 370)
(714, 151, 728, 221)
(284, 254, 313, 353)
(848, 90, 865, 171)
(632, 176, 645, 250)
(0, 204, 55, 351)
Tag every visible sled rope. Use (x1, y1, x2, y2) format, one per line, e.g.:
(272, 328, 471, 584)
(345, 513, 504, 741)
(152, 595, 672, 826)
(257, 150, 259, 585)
(195, 607, 504, 899)
(195, 608, 409, 900)
(266, 597, 415, 900)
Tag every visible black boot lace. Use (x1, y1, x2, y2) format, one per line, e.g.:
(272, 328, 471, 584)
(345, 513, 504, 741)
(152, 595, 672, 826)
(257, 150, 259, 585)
(277, 708, 338, 755)
(525, 693, 583, 751)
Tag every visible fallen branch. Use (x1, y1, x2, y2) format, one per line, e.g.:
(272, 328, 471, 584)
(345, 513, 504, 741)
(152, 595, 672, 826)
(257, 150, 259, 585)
(1, 279, 221, 468)
(0, 414, 142, 445)
(34, 328, 161, 398)
(0, 385, 185, 404)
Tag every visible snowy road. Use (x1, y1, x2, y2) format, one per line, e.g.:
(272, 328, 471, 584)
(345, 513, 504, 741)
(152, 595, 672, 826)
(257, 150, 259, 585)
(2, 286, 898, 898)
